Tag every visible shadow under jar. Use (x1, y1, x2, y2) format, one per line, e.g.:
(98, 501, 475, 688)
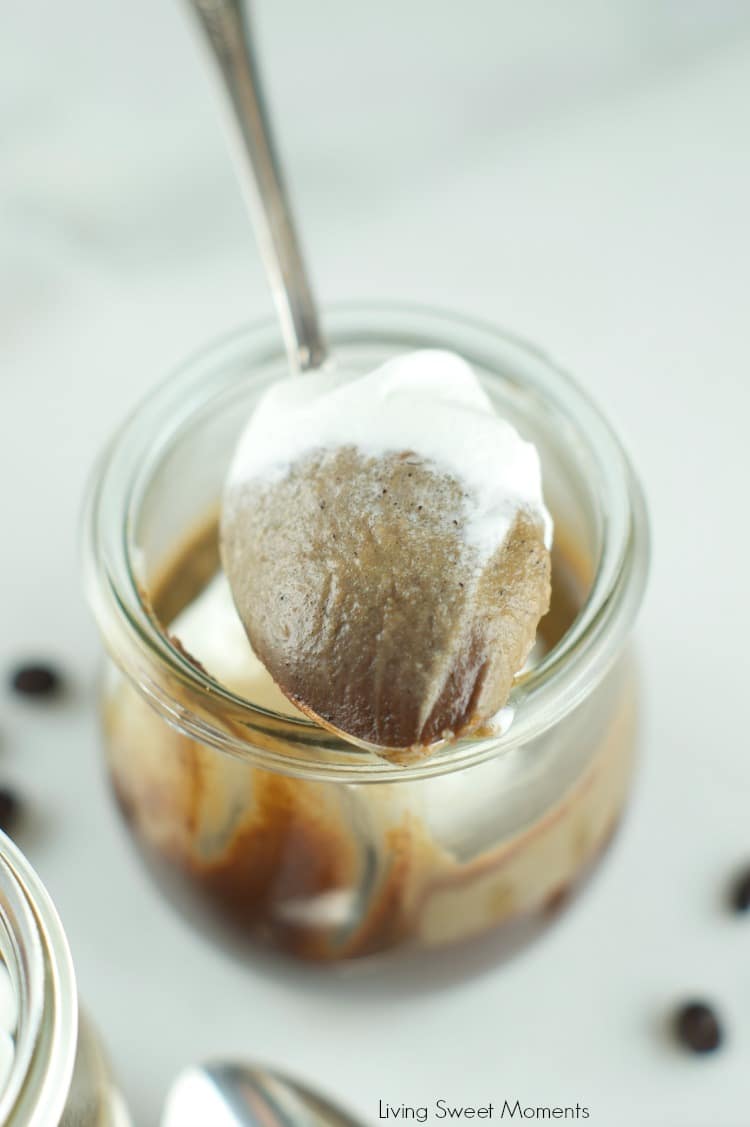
(83, 305, 649, 965)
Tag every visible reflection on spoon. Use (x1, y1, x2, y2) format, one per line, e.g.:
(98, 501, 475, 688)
(162, 1061, 363, 1127)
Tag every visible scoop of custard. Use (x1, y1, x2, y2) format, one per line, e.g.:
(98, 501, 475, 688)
(220, 352, 552, 757)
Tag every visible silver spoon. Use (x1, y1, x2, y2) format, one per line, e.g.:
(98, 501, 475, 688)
(162, 1061, 363, 1127)
(186, 0, 328, 373)
(184, 0, 550, 755)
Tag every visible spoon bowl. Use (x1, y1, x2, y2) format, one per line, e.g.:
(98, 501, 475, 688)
(162, 1061, 363, 1127)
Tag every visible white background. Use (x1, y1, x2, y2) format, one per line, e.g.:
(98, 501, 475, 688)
(3, 2, 750, 1124)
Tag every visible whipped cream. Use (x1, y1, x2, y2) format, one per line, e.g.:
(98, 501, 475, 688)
(171, 573, 301, 715)
(227, 350, 552, 560)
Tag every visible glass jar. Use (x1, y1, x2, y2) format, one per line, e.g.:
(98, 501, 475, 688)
(0, 832, 130, 1126)
(83, 305, 649, 964)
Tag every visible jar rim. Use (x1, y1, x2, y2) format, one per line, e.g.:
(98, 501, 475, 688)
(0, 832, 78, 1126)
(83, 302, 650, 782)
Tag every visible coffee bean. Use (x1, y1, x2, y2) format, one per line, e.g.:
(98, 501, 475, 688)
(674, 1001, 723, 1054)
(0, 791, 20, 836)
(9, 664, 61, 697)
(730, 867, 750, 913)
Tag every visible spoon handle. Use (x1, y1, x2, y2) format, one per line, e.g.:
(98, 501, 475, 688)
(187, 0, 328, 372)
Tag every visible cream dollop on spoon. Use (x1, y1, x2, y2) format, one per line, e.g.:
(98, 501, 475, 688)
(220, 351, 552, 756)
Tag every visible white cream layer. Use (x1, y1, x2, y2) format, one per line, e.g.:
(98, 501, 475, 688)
(171, 573, 301, 715)
(227, 350, 552, 559)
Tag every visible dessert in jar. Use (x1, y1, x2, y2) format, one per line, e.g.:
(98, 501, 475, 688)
(84, 306, 649, 964)
(0, 832, 129, 1126)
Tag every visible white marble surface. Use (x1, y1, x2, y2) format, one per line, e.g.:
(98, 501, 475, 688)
(3, 2, 750, 1124)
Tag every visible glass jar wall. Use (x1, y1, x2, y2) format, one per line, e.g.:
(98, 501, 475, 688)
(84, 306, 649, 964)
(0, 832, 129, 1125)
